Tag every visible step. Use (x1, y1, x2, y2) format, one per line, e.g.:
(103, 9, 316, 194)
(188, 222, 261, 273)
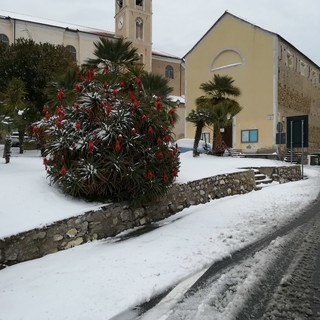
(256, 178, 273, 185)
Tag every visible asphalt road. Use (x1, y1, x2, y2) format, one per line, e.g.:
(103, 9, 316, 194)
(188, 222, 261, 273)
(136, 194, 320, 319)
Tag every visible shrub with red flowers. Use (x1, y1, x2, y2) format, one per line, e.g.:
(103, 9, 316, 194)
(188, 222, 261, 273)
(36, 72, 180, 205)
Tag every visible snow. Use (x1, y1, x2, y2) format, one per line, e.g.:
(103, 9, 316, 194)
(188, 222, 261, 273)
(0, 146, 320, 320)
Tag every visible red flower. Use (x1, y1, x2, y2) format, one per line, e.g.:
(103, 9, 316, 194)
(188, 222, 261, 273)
(74, 83, 81, 91)
(57, 88, 64, 100)
(164, 134, 170, 142)
(45, 112, 50, 120)
(115, 140, 121, 152)
(43, 105, 49, 112)
(136, 77, 142, 86)
(86, 67, 94, 81)
(157, 151, 163, 158)
(131, 128, 137, 135)
(79, 74, 83, 81)
(157, 137, 162, 144)
(130, 93, 136, 102)
(103, 81, 108, 88)
(173, 169, 179, 176)
(32, 125, 38, 134)
(55, 106, 62, 115)
(169, 108, 175, 115)
(60, 166, 66, 176)
(163, 174, 169, 181)
(43, 158, 48, 166)
(106, 102, 112, 115)
(75, 68, 80, 74)
(113, 89, 118, 97)
(147, 170, 153, 178)
(88, 140, 94, 152)
(156, 96, 161, 102)
(169, 150, 174, 158)
(74, 103, 79, 109)
(141, 114, 147, 121)
(59, 112, 65, 120)
(171, 119, 175, 125)
(133, 100, 139, 110)
(75, 120, 81, 130)
(56, 119, 62, 128)
(147, 126, 153, 134)
(162, 126, 168, 132)
(119, 80, 125, 88)
(156, 101, 162, 111)
(104, 65, 109, 73)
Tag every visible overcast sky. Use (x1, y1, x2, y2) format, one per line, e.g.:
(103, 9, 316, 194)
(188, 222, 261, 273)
(1, 0, 320, 65)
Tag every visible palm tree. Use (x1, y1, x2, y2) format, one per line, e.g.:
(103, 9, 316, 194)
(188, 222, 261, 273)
(186, 109, 212, 157)
(140, 73, 173, 100)
(85, 37, 140, 73)
(196, 75, 242, 155)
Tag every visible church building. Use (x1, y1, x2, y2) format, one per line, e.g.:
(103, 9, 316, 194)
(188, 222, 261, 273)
(0, 0, 186, 140)
(1, 4, 320, 156)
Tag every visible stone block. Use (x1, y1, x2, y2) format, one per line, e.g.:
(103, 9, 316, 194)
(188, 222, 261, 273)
(66, 228, 78, 238)
(64, 237, 84, 249)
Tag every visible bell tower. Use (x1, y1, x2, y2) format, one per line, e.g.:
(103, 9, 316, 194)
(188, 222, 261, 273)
(115, 0, 152, 72)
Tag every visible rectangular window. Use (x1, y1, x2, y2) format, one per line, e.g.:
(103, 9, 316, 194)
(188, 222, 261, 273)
(241, 129, 258, 143)
(300, 61, 307, 76)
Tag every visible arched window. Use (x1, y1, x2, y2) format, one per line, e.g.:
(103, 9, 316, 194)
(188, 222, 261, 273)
(165, 65, 174, 79)
(136, 18, 143, 40)
(0, 34, 9, 47)
(66, 45, 77, 61)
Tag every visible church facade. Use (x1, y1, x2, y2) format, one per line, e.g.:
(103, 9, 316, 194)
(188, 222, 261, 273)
(184, 12, 320, 156)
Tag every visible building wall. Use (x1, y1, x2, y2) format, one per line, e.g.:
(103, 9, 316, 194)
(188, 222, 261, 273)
(277, 40, 320, 153)
(0, 17, 107, 65)
(152, 55, 185, 139)
(151, 56, 184, 96)
(185, 13, 277, 153)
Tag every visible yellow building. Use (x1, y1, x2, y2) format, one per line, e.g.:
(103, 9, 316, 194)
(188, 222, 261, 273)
(185, 11, 320, 156)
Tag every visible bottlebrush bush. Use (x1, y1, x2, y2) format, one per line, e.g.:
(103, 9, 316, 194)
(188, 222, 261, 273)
(36, 71, 180, 205)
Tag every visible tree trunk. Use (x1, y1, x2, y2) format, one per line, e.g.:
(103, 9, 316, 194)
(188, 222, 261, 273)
(3, 136, 11, 164)
(214, 134, 226, 156)
(193, 123, 204, 157)
(18, 129, 25, 154)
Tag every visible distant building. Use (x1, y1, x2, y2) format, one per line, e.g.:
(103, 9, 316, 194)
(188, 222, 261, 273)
(184, 11, 320, 156)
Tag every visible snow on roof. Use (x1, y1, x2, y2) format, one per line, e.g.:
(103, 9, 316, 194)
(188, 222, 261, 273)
(0, 10, 114, 36)
(152, 49, 182, 60)
(168, 95, 185, 104)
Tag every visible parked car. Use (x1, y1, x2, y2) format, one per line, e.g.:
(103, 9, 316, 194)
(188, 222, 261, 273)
(10, 132, 29, 147)
(175, 138, 212, 153)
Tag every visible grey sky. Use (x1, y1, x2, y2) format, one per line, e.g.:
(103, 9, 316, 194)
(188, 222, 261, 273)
(1, 0, 319, 65)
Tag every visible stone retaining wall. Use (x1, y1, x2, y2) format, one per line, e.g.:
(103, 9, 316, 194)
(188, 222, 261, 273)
(0, 165, 301, 268)
(259, 165, 301, 183)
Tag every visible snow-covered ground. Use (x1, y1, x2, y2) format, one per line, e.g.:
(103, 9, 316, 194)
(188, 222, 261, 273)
(1, 146, 320, 320)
